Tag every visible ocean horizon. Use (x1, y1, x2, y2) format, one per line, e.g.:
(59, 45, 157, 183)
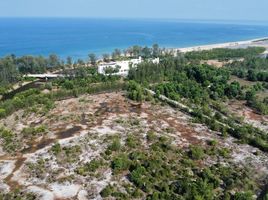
(0, 17, 268, 60)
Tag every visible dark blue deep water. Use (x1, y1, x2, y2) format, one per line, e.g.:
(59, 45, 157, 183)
(0, 18, 268, 59)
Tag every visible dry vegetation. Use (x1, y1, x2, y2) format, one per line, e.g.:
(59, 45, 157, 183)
(0, 92, 267, 199)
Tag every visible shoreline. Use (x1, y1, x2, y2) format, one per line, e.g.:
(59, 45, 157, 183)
(1, 36, 268, 60)
(81, 36, 268, 59)
(173, 37, 268, 53)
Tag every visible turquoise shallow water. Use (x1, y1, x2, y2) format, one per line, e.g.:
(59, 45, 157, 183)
(0, 18, 268, 59)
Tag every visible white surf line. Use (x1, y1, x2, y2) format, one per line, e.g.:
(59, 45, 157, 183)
(170, 36, 268, 53)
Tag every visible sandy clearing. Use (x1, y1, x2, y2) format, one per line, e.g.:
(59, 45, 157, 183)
(27, 186, 54, 200)
(0, 160, 16, 179)
(49, 183, 81, 199)
(0, 92, 268, 198)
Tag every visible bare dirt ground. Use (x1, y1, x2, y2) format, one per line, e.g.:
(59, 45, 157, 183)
(201, 58, 244, 68)
(228, 100, 268, 132)
(0, 92, 268, 199)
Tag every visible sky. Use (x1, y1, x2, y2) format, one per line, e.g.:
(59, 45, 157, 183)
(1, 0, 268, 22)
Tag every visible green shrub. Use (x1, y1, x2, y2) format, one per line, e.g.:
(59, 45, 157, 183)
(51, 143, 61, 155)
(0, 127, 19, 152)
(0, 108, 6, 118)
(126, 135, 139, 148)
(189, 146, 205, 160)
(111, 154, 130, 174)
(22, 125, 47, 138)
(108, 138, 121, 152)
(100, 185, 114, 198)
(233, 191, 254, 200)
(76, 158, 105, 176)
(147, 131, 156, 142)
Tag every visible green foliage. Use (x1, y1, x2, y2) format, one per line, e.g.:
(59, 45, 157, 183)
(0, 86, 9, 95)
(246, 92, 268, 115)
(229, 57, 268, 82)
(124, 44, 160, 59)
(233, 191, 254, 200)
(264, 192, 268, 200)
(127, 81, 145, 102)
(22, 125, 47, 138)
(88, 53, 97, 65)
(185, 47, 265, 60)
(111, 49, 122, 60)
(108, 137, 121, 152)
(146, 131, 157, 142)
(76, 158, 105, 176)
(189, 146, 205, 160)
(61, 145, 82, 163)
(126, 135, 140, 148)
(51, 145, 82, 164)
(0, 189, 37, 200)
(100, 185, 114, 198)
(0, 127, 20, 153)
(0, 53, 67, 88)
(104, 65, 121, 75)
(86, 158, 105, 172)
(112, 134, 256, 200)
(0, 55, 19, 87)
(0, 81, 125, 119)
(51, 143, 61, 155)
(0, 108, 6, 118)
(0, 89, 54, 118)
(111, 153, 130, 174)
(127, 54, 268, 152)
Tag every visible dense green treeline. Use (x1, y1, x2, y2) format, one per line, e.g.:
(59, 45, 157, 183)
(228, 57, 268, 82)
(54, 67, 120, 88)
(0, 46, 264, 88)
(128, 51, 267, 110)
(114, 44, 161, 59)
(0, 54, 64, 86)
(185, 47, 265, 60)
(129, 57, 236, 102)
(0, 44, 162, 91)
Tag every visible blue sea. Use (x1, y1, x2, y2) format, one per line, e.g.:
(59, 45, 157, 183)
(0, 18, 268, 59)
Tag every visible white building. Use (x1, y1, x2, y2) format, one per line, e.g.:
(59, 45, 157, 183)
(98, 57, 160, 76)
(149, 57, 160, 64)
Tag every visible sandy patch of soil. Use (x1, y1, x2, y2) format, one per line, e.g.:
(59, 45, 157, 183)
(228, 100, 268, 132)
(0, 92, 267, 199)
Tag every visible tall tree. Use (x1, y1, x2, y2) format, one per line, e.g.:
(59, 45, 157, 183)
(88, 53, 97, 65)
(66, 56, 73, 68)
(132, 46, 142, 58)
(77, 59, 85, 66)
(112, 49, 121, 60)
(48, 54, 60, 68)
(102, 54, 110, 62)
(0, 56, 18, 86)
(152, 44, 160, 57)
(142, 47, 151, 58)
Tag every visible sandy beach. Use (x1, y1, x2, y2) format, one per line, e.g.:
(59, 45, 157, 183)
(175, 37, 268, 53)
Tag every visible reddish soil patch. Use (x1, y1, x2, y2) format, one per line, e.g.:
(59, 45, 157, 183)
(4, 157, 26, 190)
(164, 117, 201, 145)
(228, 100, 268, 122)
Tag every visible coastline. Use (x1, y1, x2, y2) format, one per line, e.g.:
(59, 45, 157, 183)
(174, 37, 268, 53)
(101, 36, 268, 59)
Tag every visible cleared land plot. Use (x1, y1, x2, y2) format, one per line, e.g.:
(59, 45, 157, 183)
(0, 92, 267, 199)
